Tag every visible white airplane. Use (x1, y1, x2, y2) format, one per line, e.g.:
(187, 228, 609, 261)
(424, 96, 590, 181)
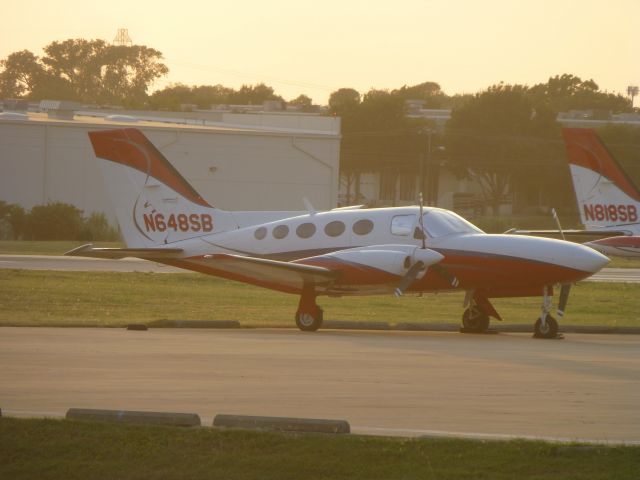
(562, 128, 640, 257)
(66, 128, 610, 338)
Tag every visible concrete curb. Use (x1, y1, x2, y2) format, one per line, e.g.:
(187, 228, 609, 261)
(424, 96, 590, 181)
(323, 320, 390, 330)
(213, 414, 350, 434)
(148, 320, 241, 329)
(65, 408, 201, 427)
(391, 323, 640, 335)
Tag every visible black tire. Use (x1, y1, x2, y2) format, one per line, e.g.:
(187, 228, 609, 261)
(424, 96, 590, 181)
(462, 307, 490, 333)
(295, 307, 323, 332)
(534, 315, 558, 339)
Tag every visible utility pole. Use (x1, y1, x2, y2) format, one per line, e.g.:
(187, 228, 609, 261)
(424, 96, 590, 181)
(628, 86, 639, 109)
(418, 127, 432, 205)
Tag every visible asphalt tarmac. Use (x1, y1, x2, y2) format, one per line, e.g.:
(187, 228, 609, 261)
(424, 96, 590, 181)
(1, 255, 639, 282)
(1, 327, 638, 444)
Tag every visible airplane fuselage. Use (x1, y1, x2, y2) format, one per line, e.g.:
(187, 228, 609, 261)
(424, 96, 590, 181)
(159, 206, 607, 297)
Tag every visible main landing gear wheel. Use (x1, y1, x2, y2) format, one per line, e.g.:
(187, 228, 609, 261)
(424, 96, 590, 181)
(295, 307, 323, 332)
(461, 307, 490, 333)
(534, 314, 558, 339)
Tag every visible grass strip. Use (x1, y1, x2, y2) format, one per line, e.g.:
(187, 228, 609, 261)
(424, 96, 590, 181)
(1, 269, 639, 328)
(0, 417, 638, 480)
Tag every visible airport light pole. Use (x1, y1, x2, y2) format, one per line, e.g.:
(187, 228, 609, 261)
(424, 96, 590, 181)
(628, 86, 638, 109)
(418, 127, 445, 206)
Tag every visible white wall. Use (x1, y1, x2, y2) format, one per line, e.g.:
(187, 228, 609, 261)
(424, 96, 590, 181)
(0, 116, 341, 221)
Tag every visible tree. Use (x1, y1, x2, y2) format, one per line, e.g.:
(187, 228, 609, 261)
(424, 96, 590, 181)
(446, 83, 560, 215)
(0, 201, 26, 239)
(98, 44, 168, 106)
(529, 74, 631, 113)
(0, 50, 46, 98)
(328, 88, 361, 118)
(289, 94, 313, 111)
(0, 38, 168, 106)
(392, 81, 446, 108)
(25, 202, 84, 240)
(41, 39, 105, 101)
(228, 83, 283, 105)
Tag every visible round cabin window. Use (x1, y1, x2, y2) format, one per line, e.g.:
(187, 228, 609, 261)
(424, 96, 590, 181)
(254, 227, 267, 240)
(296, 223, 316, 239)
(272, 224, 289, 239)
(352, 219, 374, 235)
(324, 221, 345, 237)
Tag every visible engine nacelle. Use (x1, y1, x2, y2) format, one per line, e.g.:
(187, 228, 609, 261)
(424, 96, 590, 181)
(322, 244, 443, 277)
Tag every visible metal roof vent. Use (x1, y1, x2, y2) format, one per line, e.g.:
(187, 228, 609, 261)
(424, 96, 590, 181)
(0, 112, 29, 121)
(105, 114, 139, 123)
(39, 100, 80, 120)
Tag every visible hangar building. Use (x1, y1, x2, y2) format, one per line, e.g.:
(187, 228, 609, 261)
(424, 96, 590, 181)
(0, 110, 341, 222)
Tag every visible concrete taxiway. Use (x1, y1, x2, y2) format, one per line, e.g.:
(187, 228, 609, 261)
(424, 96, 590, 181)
(1, 254, 638, 282)
(1, 327, 638, 443)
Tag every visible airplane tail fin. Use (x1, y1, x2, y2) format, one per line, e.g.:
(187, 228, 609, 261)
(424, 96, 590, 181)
(88, 128, 237, 247)
(561, 128, 640, 228)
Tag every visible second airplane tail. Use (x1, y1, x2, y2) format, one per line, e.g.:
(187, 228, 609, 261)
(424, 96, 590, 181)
(562, 128, 640, 228)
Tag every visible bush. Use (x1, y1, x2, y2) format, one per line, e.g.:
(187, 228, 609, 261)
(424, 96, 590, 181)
(79, 212, 120, 241)
(25, 202, 84, 240)
(0, 201, 27, 239)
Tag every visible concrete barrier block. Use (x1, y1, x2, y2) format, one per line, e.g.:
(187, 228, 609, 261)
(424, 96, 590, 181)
(323, 320, 390, 330)
(149, 320, 241, 329)
(126, 324, 148, 331)
(66, 408, 200, 427)
(213, 414, 350, 434)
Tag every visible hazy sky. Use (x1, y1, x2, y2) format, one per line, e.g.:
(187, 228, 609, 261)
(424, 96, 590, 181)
(2, 0, 638, 104)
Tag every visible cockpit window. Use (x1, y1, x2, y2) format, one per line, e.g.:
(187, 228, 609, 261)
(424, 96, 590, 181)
(422, 210, 484, 238)
(391, 214, 415, 236)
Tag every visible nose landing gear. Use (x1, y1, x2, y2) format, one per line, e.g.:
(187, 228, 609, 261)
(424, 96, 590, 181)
(533, 286, 561, 339)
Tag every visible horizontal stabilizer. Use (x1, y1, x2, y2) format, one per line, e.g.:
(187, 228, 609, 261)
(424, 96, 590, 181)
(64, 244, 183, 259)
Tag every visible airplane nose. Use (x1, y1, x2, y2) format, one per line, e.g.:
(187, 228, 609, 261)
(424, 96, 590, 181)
(577, 244, 610, 273)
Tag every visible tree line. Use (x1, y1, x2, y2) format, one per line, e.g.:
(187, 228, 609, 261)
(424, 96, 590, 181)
(0, 201, 119, 241)
(1, 38, 637, 220)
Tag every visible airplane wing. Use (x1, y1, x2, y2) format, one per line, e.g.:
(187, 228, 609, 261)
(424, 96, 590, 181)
(65, 244, 183, 259)
(168, 254, 341, 294)
(65, 245, 339, 293)
(505, 229, 630, 239)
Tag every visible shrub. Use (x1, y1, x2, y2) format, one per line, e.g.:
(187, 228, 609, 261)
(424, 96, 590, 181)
(0, 201, 27, 239)
(25, 202, 84, 240)
(79, 212, 120, 241)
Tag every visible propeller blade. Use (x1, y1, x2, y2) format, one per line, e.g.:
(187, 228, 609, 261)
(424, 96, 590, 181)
(394, 261, 425, 297)
(557, 283, 571, 317)
(431, 263, 460, 288)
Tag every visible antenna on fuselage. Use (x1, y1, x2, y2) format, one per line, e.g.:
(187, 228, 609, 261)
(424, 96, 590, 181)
(551, 208, 565, 241)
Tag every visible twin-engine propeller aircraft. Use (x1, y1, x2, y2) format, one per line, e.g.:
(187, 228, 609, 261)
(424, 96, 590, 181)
(512, 128, 640, 257)
(67, 128, 610, 338)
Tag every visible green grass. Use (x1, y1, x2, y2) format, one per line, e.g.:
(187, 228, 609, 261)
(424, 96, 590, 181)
(1, 269, 639, 328)
(0, 418, 638, 480)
